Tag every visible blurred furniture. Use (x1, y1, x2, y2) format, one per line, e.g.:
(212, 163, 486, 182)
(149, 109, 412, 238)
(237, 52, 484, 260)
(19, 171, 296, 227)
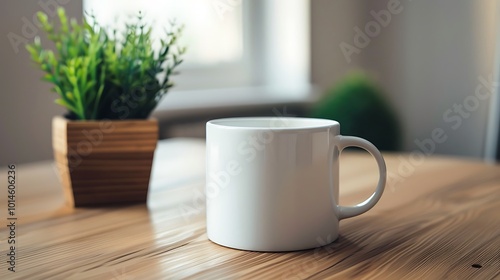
(0, 138, 498, 279)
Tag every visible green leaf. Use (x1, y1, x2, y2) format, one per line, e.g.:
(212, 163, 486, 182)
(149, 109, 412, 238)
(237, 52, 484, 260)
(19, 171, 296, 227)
(57, 7, 69, 34)
(55, 98, 77, 113)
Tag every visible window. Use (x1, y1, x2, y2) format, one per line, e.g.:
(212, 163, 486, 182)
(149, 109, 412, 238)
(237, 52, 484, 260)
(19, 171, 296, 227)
(84, 0, 310, 96)
(84, 0, 251, 90)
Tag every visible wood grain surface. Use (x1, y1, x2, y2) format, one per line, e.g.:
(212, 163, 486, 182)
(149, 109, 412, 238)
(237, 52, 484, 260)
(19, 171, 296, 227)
(52, 116, 158, 206)
(0, 138, 499, 279)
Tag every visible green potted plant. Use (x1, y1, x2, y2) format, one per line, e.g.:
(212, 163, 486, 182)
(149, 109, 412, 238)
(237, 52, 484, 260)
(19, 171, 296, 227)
(26, 8, 185, 207)
(310, 72, 401, 151)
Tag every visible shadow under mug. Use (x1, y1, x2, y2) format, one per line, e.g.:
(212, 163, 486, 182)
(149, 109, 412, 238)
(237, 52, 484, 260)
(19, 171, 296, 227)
(206, 117, 386, 251)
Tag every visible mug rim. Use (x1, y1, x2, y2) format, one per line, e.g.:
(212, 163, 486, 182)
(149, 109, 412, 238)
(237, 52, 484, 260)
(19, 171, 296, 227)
(207, 117, 339, 131)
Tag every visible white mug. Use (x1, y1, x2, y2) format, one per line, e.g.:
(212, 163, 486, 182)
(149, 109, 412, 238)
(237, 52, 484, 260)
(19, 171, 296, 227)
(206, 117, 386, 251)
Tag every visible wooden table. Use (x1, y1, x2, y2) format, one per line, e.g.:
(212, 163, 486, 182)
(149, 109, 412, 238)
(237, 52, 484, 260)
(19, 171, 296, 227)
(1, 138, 499, 279)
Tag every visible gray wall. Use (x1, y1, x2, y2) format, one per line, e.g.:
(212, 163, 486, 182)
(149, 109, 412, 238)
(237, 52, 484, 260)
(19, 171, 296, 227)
(0, 0, 82, 165)
(311, 0, 498, 159)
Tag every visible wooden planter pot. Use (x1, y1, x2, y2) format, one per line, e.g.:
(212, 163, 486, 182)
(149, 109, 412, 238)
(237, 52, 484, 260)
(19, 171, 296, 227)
(52, 116, 158, 207)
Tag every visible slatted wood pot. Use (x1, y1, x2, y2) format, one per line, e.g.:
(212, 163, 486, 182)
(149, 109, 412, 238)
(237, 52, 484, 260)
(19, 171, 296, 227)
(52, 116, 158, 207)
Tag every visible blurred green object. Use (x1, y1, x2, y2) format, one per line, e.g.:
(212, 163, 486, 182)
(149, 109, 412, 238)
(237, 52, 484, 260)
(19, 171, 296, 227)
(310, 73, 401, 151)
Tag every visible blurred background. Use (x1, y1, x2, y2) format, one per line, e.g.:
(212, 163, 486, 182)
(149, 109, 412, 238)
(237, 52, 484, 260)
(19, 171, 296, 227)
(1, 0, 499, 165)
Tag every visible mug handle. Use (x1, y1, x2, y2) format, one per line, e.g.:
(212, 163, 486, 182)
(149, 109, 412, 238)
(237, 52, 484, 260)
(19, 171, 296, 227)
(332, 135, 387, 220)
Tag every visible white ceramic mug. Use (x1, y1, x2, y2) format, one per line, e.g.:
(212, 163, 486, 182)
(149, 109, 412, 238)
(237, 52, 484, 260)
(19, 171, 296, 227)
(206, 117, 386, 251)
